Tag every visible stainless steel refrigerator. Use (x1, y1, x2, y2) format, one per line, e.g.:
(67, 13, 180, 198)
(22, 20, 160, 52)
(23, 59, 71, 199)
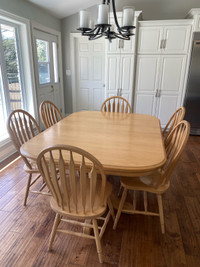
(184, 32, 200, 135)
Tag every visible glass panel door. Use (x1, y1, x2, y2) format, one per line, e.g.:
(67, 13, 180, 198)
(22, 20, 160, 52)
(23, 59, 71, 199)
(0, 22, 25, 142)
(33, 29, 61, 129)
(1, 24, 24, 112)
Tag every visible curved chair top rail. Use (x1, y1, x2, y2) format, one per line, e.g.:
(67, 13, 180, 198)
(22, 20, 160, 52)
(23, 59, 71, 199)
(39, 100, 62, 129)
(162, 107, 185, 141)
(7, 109, 40, 169)
(101, 96, 132, 113)
(37, 144, 107, 217)
(161, 120, 190, 186)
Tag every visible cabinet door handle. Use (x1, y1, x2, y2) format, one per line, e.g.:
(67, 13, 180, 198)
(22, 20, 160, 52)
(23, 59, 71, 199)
(163, 39, 167, 49)
(155, 89, 158, 97)
(160, 40, 163, 49)
(119, 40, 121, 49)
(50, 85, 54, 92)
(158, 90, 161, 97)
(121, 40, 124, 49)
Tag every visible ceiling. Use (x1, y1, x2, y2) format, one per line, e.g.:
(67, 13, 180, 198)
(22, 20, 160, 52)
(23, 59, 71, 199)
(26, 0, 200, 20)
(27, 0, 100, 19)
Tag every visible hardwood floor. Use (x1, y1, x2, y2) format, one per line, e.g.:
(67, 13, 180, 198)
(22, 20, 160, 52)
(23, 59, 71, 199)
(0, 136, 200, 266)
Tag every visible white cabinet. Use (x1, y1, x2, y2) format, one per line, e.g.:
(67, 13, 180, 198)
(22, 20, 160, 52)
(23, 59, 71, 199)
(107, 37, 136, 54)
(135, 19, 192, 127)
(186, 9, 200, 32)
(106, 54, 135, 105)
(138, 21, 192, 54)
(105, 11, 142, 108)
(105, 12, 142, 54)
(134, 55, 187, 127)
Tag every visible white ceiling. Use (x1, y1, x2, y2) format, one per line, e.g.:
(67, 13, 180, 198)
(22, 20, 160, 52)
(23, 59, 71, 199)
(27, 0, 100, 19)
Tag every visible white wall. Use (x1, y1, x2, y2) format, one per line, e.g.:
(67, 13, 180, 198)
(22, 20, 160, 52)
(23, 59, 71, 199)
(0, 0, 61, 31)
(115, 0, 200, 20)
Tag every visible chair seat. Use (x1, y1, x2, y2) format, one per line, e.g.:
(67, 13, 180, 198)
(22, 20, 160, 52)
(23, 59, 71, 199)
(120, 171, 170, 194)
(50, 180, 113, 219)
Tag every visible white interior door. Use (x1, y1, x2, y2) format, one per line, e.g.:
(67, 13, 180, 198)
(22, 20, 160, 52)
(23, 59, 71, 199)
(33, 29, 61, 122)
(75, 37, 105, 111)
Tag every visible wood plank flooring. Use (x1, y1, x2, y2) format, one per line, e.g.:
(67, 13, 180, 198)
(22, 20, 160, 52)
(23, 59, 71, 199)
(0, 136, 200, 266)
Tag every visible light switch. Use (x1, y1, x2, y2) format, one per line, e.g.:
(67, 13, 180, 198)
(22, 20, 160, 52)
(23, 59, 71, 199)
(66, 69, 71, 76)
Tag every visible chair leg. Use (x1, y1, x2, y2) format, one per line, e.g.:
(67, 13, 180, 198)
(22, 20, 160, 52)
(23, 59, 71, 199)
(24, 173, 32, 206)
(48, 213, 61, 250)
(157, 194, 165, 234)
(108, 197, 115, 221)
(113, 188, 127, 230)
(93, 219, 103, 264)
(118, 184, 123, 197)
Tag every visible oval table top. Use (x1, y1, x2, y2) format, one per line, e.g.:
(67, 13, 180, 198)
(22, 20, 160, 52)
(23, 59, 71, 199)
(20, 111, 166, 176)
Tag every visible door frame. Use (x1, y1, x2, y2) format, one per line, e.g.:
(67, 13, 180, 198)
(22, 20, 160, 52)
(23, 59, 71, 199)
(70, 33, 82, 112)
(31, 22, 64, 119)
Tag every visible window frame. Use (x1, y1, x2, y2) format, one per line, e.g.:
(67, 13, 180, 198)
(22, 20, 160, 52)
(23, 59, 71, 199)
(0, 9, 37, 162)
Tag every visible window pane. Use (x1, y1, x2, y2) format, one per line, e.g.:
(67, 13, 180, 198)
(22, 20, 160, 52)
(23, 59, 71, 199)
(38, 63, 50, 84)
(36, 39, 49, 62)
(1, 24, 24, 111)
(52, 42, 59, 83)
(36, 39, 50, 84)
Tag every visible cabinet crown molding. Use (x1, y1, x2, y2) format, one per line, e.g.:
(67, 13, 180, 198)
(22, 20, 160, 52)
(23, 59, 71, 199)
(186, 8, 200, 17)
(139, 20, 193, 27)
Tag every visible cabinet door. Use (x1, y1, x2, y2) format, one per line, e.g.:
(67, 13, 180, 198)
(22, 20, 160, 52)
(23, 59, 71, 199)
(105, 54, 120, 95)
(106, 38, 135, 54)
(156, 95, 180, 128)
(163, 25, 191, 54)
(137, 26, 163, 54)
(105, 55, 135, 106)
(157, 55, 187, 126)
(120, 55, 135, 105)
(106, 15, 136, 54)
(134, 55, 161, 115)
(106, 16, 121, 53)
(159, 55, 187, 94)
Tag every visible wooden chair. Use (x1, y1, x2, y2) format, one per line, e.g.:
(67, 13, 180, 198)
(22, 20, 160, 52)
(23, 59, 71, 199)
(113, 120, 190, 233)
(39, 100, 62, 129)
(162, 107, 185, 141)
(7, 109, 50, 206)
(101, 96, 132, 113)
(37, 145, 115, 264)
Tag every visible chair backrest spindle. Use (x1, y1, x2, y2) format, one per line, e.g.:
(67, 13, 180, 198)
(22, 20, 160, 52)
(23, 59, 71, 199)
(7, 109, 40, 169)
(37, 145, 107, 216)
(39, 100, 62, 129)
(162, 107, 185, 141)
(101, 96, 131, 113)
(158, 120, 190, 188)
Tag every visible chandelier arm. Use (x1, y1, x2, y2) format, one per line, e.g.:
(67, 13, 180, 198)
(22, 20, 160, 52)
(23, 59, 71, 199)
(114, 32, 130, 40)
(89, 33, 104, 40)
(82, 26, 98, 34)
(111, 0, 127, 33)
(87, 27, 102, 39)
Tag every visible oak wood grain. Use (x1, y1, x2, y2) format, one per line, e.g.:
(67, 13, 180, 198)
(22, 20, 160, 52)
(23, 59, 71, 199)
(21, 111, 166, 176)
(1, 135, 200, 266)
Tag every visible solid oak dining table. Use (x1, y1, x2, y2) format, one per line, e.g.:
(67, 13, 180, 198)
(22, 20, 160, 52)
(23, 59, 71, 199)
(20, 111, 166, 176)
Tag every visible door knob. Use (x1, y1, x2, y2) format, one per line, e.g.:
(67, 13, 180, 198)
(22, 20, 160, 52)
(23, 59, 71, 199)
(50, 85, 54, 92)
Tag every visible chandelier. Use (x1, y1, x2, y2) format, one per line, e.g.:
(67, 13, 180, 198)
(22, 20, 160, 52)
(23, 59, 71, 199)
(77, 0, 135, 42)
